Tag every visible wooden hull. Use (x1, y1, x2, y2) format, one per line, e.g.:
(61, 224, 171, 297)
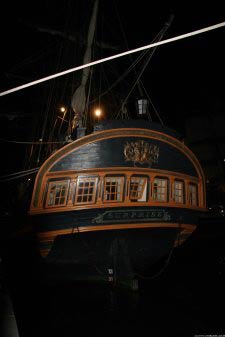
(29, 120, 207, 283)
(31, 205, 200, 282)
(43, 227, 179, 282)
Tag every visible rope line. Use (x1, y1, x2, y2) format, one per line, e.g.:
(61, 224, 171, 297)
(0, 167, 40, 179)
(1, 21, 224, 97)
(0, 138, 68, 145)
(135, 221, 182, 280)
(0, 169, 39, 182)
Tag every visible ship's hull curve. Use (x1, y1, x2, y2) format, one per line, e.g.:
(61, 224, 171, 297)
(31, 206, 200, 282)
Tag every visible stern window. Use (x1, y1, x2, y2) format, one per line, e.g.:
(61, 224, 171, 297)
(46, 180, 69, 207)
(75, 177, 98, 204)
(153, 177, 168, 202)
(174, 180, 184, 203)
(104, 177, 124, 202)
(189, 184, 198, 206)
(129, 176, 148, 202)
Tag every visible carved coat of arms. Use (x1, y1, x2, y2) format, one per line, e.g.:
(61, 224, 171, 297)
(124, 140, 159, 166)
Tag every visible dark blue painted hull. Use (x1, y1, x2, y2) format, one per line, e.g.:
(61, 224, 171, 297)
(44, 227, 178, 283)
(29, 121, 206, 284)
(31, 206, 203, 283)
(31, 206, 201, 232)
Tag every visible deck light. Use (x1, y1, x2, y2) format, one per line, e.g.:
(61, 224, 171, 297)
(94, 108, 102, 122)
(58, 106, 67, 133)
(60, 106, 66, 113)
(94, 109, 102, 117)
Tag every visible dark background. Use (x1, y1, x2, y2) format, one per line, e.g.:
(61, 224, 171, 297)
(0, 0, 225, 209)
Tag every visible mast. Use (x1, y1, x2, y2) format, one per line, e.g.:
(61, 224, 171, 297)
(70, 0, 99, 137)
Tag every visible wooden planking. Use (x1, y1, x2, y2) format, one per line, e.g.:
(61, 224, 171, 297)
(37, 222, 196, 257)
(37, 222, 196, 240)
(31, 127, 206, 208)
(30, 168, 206, 213)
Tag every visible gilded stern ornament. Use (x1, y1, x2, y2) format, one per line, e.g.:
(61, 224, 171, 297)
(124, 140, 159, 166)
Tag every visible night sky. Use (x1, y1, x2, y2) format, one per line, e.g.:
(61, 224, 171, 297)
(0, 0, 225, 207)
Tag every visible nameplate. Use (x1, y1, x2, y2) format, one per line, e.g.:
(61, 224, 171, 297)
(92, 209, 171, 224)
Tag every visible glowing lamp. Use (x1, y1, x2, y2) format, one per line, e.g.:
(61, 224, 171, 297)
(60, 106, 66, 113)
(136, 98, 148, 115)
(95, 109, 102, 117)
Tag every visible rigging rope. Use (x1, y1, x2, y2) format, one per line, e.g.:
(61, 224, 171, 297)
(141, 83, 164, 126)
(0, 138, 67, 145)
(114, 14, 174, 120)
(1, 21, 224, 97)
(114, 50, 160, 119)
(0, 169, 39, 182)
(90, 48, 150, 105)
(0, 167, 40, 179)
(135, 221, 182, 280)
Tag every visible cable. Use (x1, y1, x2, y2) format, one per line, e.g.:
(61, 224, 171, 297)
(0, 169, 39, 180)
(90, 48, 149, 105)
(0, 138, 68, 145)
(141, 83, 164, 126)
(114, 15, 174, 120)
(1, 21, 224, 97)
(135, 221, 182, 280)
(0, 167, 40, 179)
(0, 169, 39, 182)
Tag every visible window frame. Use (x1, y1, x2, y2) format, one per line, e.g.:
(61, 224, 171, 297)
(153, 177, 168, 202)
(74, 176, 98, 205)
(45, 179, 70, 208)
(173, 179, 185, 204)
(188, 183, 198, 206)
(103, 175, 125, 203)
(129, 175, 148, 202)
